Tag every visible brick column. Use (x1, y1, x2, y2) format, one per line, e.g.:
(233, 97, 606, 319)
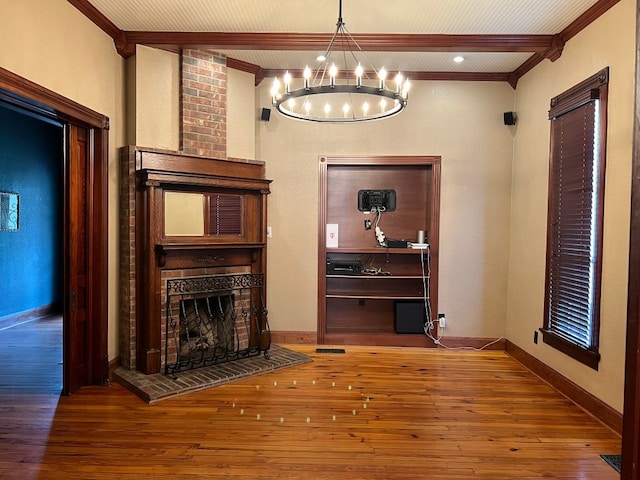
(181, 49, 227, 158)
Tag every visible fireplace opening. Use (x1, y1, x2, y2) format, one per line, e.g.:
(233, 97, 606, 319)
(165, 273, 270, 376)
(178, 293, 236, 364)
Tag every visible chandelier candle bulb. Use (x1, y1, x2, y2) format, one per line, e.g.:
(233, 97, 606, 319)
(402, 80, 411, 99)
(329, 64, 337, 87)
(395, 73, 404, 93)
(283, 71, 291, 94)
(355, 64, 363, 88)
(303, 66, 311, 90)
(378, 68, 387, 90)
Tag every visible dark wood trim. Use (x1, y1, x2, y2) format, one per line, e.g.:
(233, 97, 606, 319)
(91, 126, 110, 385)
(65, 0, 134, 57)
(134, 147, 266, 178)
(561, 0, 621, 42)
(508, 53, 544, 88)
(435, 337, 505, 350)
(124, 32, 556, 53)
(270, 331, 318, 345)
(67, 0, 620, 90)
(505, 340, 622, 436)
(0, 66, 109, 129)
(539, 329, 600, 370)
(262, 68, 512, 85)
(226, 58, 265, 86)
(622, 1, 640, 476)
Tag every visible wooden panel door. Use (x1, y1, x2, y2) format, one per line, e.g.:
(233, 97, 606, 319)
(63, 124, 90, 394)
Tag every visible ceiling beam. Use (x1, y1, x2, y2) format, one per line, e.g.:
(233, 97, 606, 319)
(123, 32, 556, 54)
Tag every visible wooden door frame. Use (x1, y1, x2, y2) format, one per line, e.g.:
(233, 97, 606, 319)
(622, 3, 640, 476)
(0, 66, 109, 393)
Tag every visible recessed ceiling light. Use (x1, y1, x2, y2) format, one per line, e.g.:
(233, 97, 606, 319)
(316, 54, 326, 62)
(453, 56, 465, 63)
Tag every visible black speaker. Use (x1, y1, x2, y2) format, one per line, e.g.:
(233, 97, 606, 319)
(260, 107, 271, 122)
(503, 111, 517, 125)
(394, 301, 425, 334)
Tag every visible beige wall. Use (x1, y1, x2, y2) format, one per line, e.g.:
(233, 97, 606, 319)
(131, 46, 181, 150)
(507, 0, 634, 412)
(227, 68, 256, 159)
(0, 0, 126, 360)
(256, 81, 515, 335)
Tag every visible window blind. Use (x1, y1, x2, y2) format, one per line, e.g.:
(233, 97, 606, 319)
(542, 67, 608, 370)
(547, 103, 596, 347)
(208, 194, 242, 235)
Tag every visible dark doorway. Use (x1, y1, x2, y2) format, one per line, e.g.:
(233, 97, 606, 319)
(0, 103, 64, 393)
(0, 67, 109, 395)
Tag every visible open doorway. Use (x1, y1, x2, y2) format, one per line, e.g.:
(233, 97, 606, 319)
(0, 66, 109, 395)
(0, 103, 64, 393)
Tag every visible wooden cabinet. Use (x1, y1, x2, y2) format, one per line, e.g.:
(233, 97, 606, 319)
(318, 156, 440, 347)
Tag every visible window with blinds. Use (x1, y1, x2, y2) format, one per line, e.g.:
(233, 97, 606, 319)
(206, 194, 243, 236)
(541, 68, 608, 370)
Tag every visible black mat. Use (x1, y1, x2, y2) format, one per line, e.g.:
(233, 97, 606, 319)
(600, 454, 621, 473)
(114, 344, 312, 403)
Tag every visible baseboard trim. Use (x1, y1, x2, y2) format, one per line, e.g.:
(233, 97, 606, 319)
(505, 340, 622, 436)
(436, 336, 505, 350)
(0, 304, 59, 330)
(271, 331, 317, 344)
(270, 332, 505, 350)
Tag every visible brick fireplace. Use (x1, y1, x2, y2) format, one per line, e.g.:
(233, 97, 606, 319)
(119, 49, 271, 376)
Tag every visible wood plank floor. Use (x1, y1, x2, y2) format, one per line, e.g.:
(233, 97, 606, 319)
(0, 320, 621, 479)
(0, 315, 62, 394)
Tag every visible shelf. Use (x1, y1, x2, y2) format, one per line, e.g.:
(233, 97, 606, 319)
(326, 247, 429, 255)
(327, 274, 428, 279)
(327, 294, 427, 300)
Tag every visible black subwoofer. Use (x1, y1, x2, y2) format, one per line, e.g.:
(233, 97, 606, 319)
(394, 301, 425, 334)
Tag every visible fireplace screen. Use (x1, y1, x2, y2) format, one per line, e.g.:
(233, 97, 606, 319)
(165, 273, 270, 375)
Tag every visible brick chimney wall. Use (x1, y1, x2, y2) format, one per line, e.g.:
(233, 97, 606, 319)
(120, 49, 230, 370)
(181, 49, 227, 158)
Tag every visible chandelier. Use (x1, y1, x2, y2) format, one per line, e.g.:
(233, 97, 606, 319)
(270, 0, 410, 123)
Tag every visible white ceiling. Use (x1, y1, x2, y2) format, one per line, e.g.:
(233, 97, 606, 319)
(83, 0, 603, 74)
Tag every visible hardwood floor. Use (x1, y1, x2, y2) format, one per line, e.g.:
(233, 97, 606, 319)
(0, 315, 62, 394)
(0, 330, 621, 479)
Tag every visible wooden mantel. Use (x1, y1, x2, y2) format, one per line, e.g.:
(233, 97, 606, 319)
(122, 146, 272, 374)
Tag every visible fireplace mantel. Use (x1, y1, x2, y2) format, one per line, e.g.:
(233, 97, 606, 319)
(120, 146, 272, 374)
(155, 242, 264, 268)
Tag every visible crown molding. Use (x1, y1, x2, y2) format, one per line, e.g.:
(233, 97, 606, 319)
(67, 0, 621, 88)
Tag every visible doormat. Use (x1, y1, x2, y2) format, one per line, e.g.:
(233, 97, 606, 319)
(600, 454, 621, 473)
(114, 344, 312, 404)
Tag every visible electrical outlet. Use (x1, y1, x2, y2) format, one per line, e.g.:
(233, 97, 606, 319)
(438, 313, 446, 329)
(364, 219, 372, 230)
(533, 330, 538, 344)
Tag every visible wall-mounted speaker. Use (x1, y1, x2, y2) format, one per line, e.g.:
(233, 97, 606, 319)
(503, 111, 517, 125)
(260, 107, 271, 122)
